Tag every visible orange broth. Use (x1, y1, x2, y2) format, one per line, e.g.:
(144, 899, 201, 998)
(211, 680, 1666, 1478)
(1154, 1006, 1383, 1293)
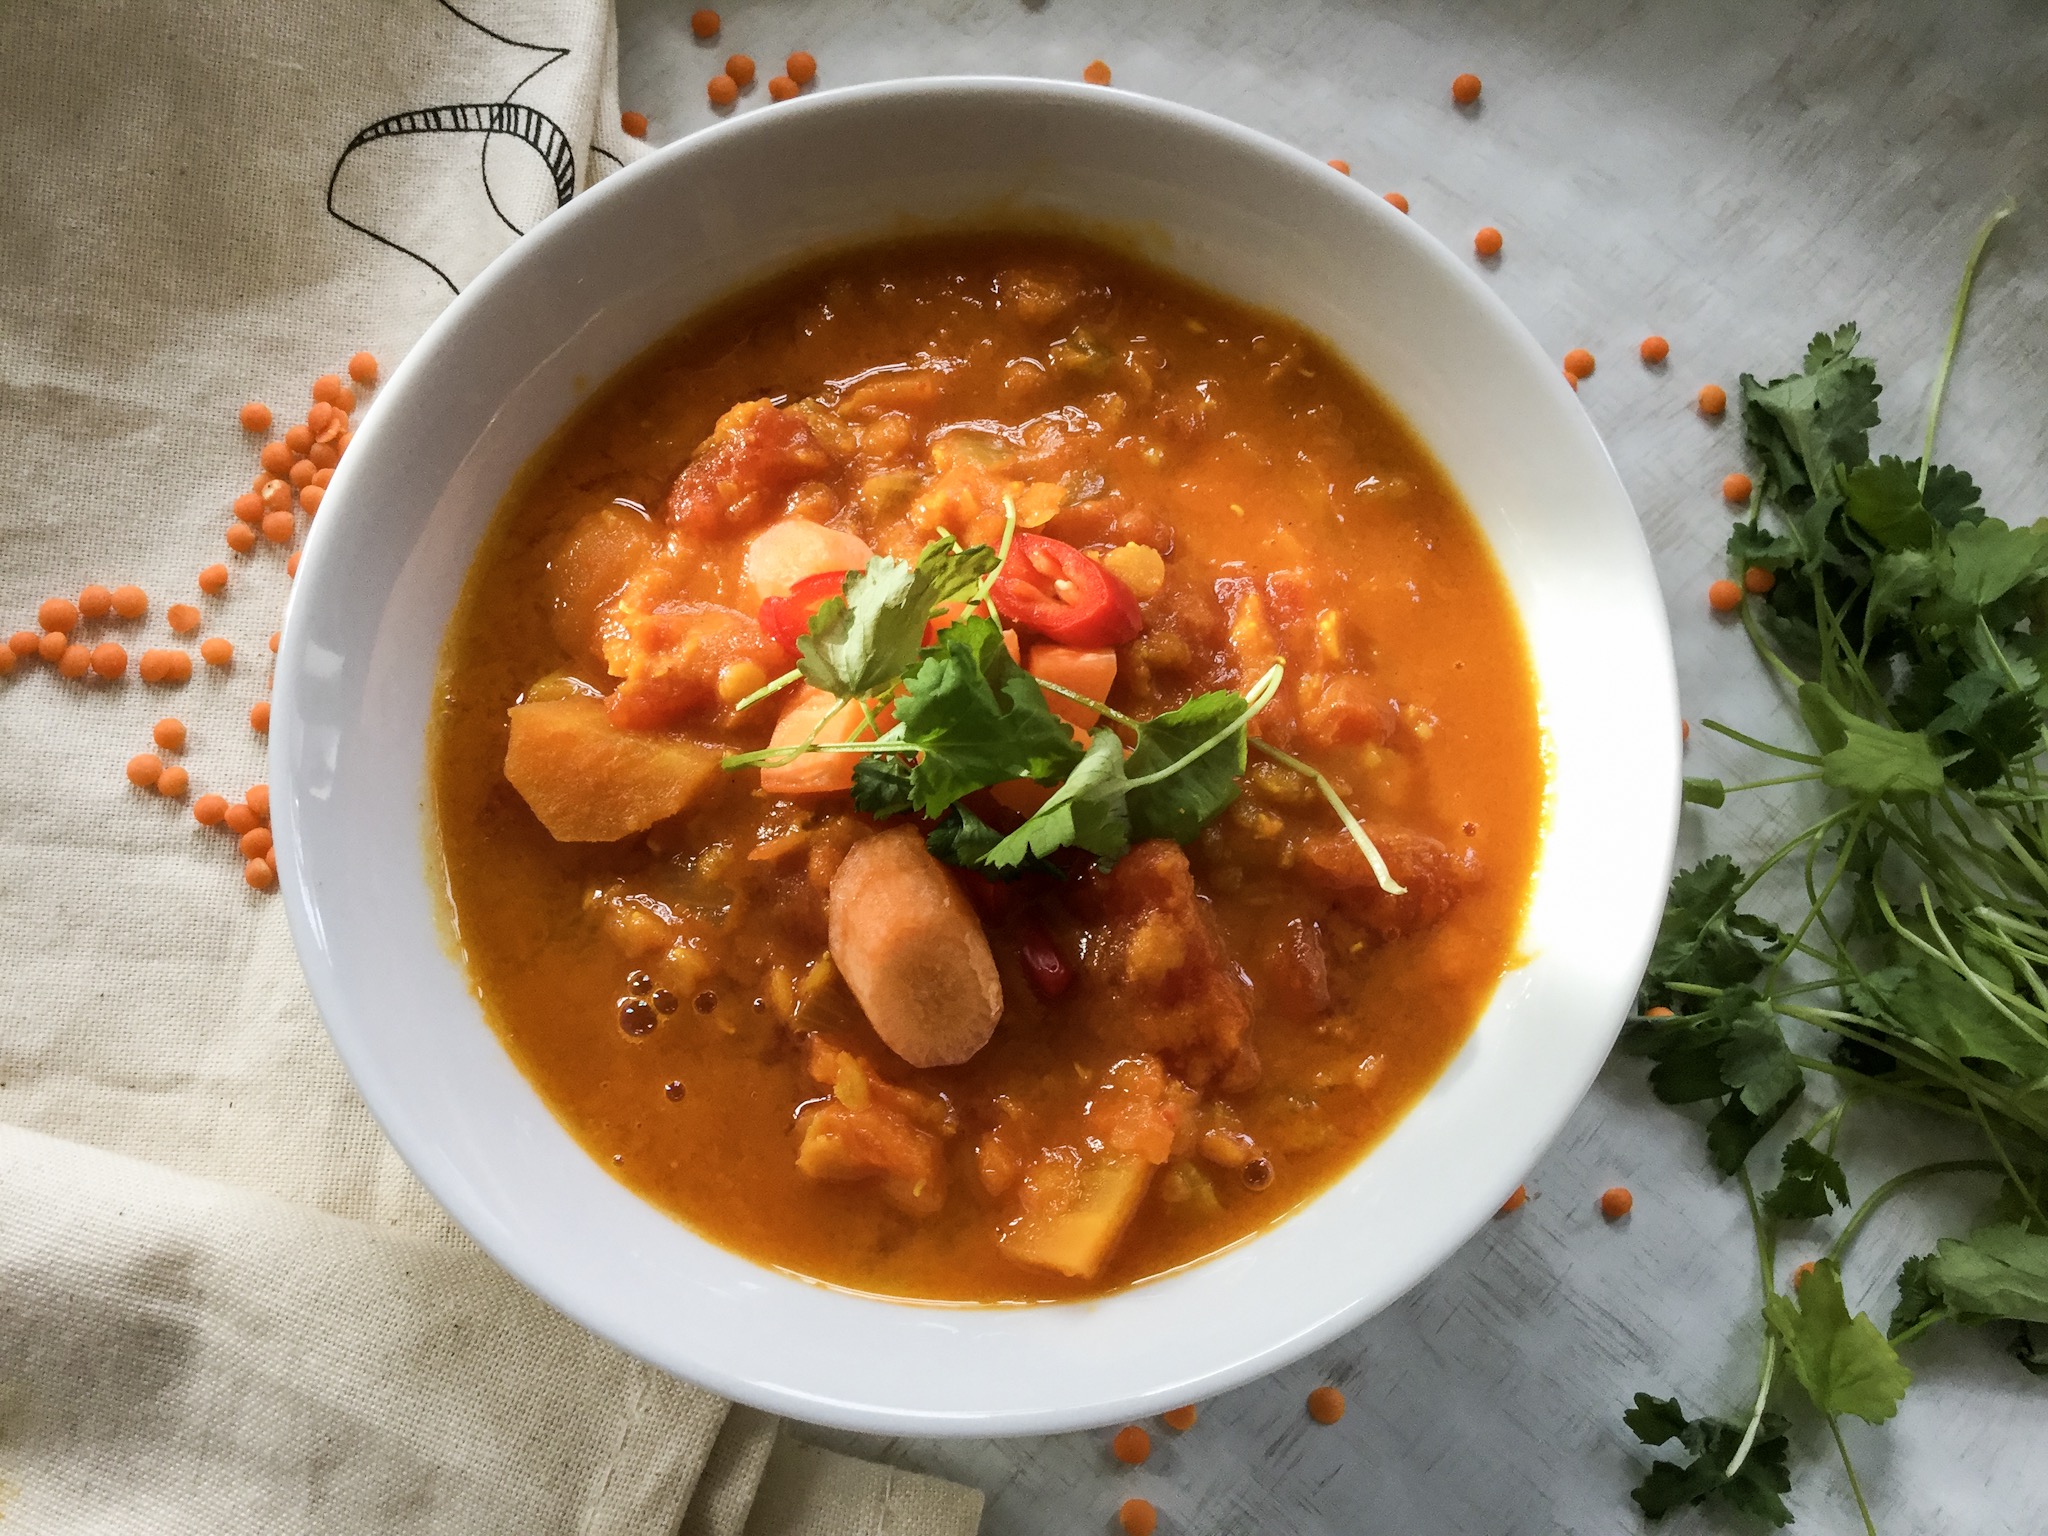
(430, 232, 1543, 1302)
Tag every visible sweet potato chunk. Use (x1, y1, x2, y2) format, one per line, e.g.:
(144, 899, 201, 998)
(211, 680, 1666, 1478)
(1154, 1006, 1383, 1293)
(826, 827, 1004, 1068)
(666, 399, 834, 538)
(795, 1038, 954, 1215)
(1002, 1147, 1152, 1280)
(1299, 827, 1477, 940)
(547, 504, 660, 661)
(503, 695, 719, 842)
(1072, 840, 1252, 1088)
(600, 574, 783, 731)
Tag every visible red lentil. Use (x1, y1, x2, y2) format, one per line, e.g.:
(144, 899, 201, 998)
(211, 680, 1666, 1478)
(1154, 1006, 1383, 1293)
(156, 764, 189, 798)
(708, 73, 739, 108)
(1162, 1405, 1198, 1431)
(38, 630, 69, 662)
(126, 752, 164, 787)
(193, 793, 230, 826)
(1383, 190, 1409, 213)
(8, 631, 38, 658)
(725, 53, 755, 86)
(227, 523, 258, 554)
(1563, 348, 1595, 379)
(241, 826, 274, 859)
(1698, 383, 1727, 417)
(348, 351, 379, 386)
(1744, 566, 1776, 595)
(224, 802, 259, 836)
(785, 51, 816, 86)
(1497, 1183, 1528, 1216)
(621, 110, 648, 138)
(153, 717, 187, 751)
(690, 8, 719, 39)
(1708, 578, 1743, 613)
(245, 857, 277, 890)
(57, 643, 91, 679)
(1451, 72, 1482, 106)
(200, 636, 234, 667)
(1600, 1186, 1634, 1220)
(260, 440, 295, 475)
(1640, 335, 1670, 365)
(233, 492, 264, 523)
(1722, 471, 1754, 504)
(111, 585, 147, 620)
(1111, 1425, 1151, 1465)
(78, 585, 114, 620)
(767, 74, 798, 102)
(249, 699, 271, 733)
(262, 510, 295, 544)
(239, 401, 273, 433)
(198, 563, 229, 595)
(1327, 158, 1350, 174)
(167, 603, 201, 633)
(299, 485, 324, 515)
(1307, 1386, 1346, 1425)
(1083, 59, 1112, 86)
(312, 373, 344, 405)
(1118, 1499, 1158, 1536)
(1473, 226, 1503, 258)
(89, 642, 127, 679)
(39, 597, 80, 634)
(246, 784, 271, 819)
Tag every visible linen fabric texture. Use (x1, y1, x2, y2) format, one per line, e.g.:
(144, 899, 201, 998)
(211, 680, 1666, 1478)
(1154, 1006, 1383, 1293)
(0, 2, 980, 1532)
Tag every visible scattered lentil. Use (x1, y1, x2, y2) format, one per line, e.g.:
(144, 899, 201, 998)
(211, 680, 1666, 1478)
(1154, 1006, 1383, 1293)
(226, 523, 258, 553)
(725, 53, 755, 86)
(690, 8, 719, 39)
(225, 802, 259, 836)
(1640, 334, 1670, 365)
(1708, 578, 1743, 613)
(111, 585, 147, 619)
(1383, 190, 1409, 213)
(786, 50, 816, 85)
(153, 717, 187, 751)
(1162, 1405, 1198, 1432)
(1111, 1426, 1151, 1465)
(89, 642, 127, 679)
(1497, 1183, 1528, 1216)
(57, 643, 91, 679)
(1083, 59, 1112, 86)
(1451, 72, 1482, 106)
(1722, 471, 1753, 504)
(1326, 158, 1350, 174)
(1563, 347, 1596, 379)
(127, 753, 164, 787)
(1744, 565, 1776, 594)
(156, 764, 189, 797)
(7, 631, 36, 658)
(1600, 1186, 1634, 1220)
(193, 793, 229, 826)
(1118, 1499, 1158, 1536)
(1697, 383, 1727, 417)
(246, 784, 270, 818)
(39, 597, 80, 633)
(708, 72, 739, 107)
(621, 109, 648, 138)
(249, 699, 271, 733)
(78, 585, 113, 620)
(167, 603, 200, 633)
(198, 563, 229, 595)
(311, 373, 344, 405)
(767, 74, 798, 101)
(239, 401, 273, 433)
(348, 351, 379, 386)
(1307, 1385, 1346, 1424)
(200, 636, 234, 667)
(1473, 225, 1503, 258)
(241, 827, 273, 858)
(245, 857, 277, 890)
(39, 630, 69, 662)
(299, 485, 325, 515)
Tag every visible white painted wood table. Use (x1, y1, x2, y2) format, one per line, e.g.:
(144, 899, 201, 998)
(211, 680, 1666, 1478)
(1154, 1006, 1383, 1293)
(616, 2, 2048, 1529)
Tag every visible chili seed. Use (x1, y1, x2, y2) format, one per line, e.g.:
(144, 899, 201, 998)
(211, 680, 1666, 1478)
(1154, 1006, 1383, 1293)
(664, 1079, 687, 1101)
(1243, 1157, 1275, 1191)
(652, 989, 680, 1015)
(618, 997, 658, 1036)
(627, 969, 653, 994)
(693, 990, 717, 1014)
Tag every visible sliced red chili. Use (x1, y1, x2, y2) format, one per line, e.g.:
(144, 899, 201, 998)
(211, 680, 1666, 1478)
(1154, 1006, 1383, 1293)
(990, 532, 1143, 647)
(757, 569, 848, 658)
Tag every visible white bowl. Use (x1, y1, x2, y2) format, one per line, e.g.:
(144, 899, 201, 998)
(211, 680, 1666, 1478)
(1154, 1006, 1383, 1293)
(273, 78, 1677, 1436)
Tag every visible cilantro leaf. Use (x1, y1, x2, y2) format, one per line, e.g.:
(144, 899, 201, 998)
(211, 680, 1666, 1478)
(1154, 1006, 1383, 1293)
(1763, 1139, 1851, 1220)
(1739, 323, 1880, 515)
(1625, 987, 1802, 1174)
(982, 728, 1131, 870)
(1797, 683, 1946, 800)
(1125, 689, 1250, 842)
(1936, 517, 2048, 614)
(1639, 857, 1787, 998)
(1890, 1253, 1948, 1339)
(796, 539, 1004, 701)
(797, 556, 932, 700)
(1866, 548, 1938, 627)
(1625, 1394, 1793, 1526)
(1924, 1225, 2048, 1325)
(850, 753, 916, 819)
(1921, 462, 1985, 528)
(893, 616, 1083, 817)
(1858, 955, 2048, 1082)
(925, 802, 1061, 879)
(1764, 1257, 1913, 1423)
(1843, 455, 1934, 551)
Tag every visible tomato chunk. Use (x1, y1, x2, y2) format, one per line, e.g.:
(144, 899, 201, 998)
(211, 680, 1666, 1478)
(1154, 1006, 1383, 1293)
(757, 570, 848, 658)
(991, 532, 1143, 646)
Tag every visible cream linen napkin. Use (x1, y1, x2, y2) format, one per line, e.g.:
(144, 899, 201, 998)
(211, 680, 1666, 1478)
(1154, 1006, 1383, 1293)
(0, 3, 981, 1531)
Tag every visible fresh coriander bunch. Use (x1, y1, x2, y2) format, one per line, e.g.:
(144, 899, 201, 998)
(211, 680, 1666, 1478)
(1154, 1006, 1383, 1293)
(1623, 202, 2048, 1533)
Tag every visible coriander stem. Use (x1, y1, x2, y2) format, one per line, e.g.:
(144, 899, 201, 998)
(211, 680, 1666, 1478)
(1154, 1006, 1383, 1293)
(1035, 676, 1142, 729)
(1250, 736, 1407, 896)
(1827, 1414, 1880, 1536)
(734, 666, 802, 714)
(1827, 1161, 2000, 1270)
(1721, 771, 1827, 793)
(975, 496, 1021, 624)
(1922, 198, 2015, 484)
(1123, 663, 1283, 792)
(1701, 718, 1822, 766)
(1722, 1166, 1779, 1482)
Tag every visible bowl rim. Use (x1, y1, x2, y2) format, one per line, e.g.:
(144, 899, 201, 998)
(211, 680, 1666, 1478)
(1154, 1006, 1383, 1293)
(273, 73, 1679, 1435)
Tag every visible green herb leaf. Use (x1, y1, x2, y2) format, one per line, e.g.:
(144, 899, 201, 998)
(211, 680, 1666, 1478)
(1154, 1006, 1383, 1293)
(915, 532, 1002, 602)
(1626, 987, 1802, 1174)
(1926, 1225, 2048, 1325)
(1683, 776, 1728, 809)
(850, 753, 916, 819)
(893, 616, 1083, 817)
(1858, 956, 2048, 1083)
(1739, 323, 1880, 518)
(925, 802, 1061, 879)
(1890, 1253, 1948, 1339)
(1639, 858, 1788, 999)
(982, 727, 1131, 870)
(1843, 455, 1935, 551)
(795, 539, 1003, 702)
(1625, 1394, 1793, 1526)
(1764, 1257, 1913, 1424)
(1125, 689, 1250, 842)
(1921, 462, 1985, 528)
(1763, 1140, 1851, 1220)
(1797, 683, 1946, 799)
(1936, 517, 2048, 614)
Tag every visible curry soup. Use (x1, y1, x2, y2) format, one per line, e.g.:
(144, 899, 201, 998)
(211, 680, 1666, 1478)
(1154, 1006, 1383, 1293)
(431, 232, 1542, 1302)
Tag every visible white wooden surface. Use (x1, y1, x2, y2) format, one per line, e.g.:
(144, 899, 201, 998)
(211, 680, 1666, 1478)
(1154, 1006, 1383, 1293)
(615, 2, 2048, 1529)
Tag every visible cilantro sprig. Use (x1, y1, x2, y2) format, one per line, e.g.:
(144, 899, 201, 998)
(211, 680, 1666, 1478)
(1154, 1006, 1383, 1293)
(720, 530, 1402, 889)
(1622, 201, 2046, 1533)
